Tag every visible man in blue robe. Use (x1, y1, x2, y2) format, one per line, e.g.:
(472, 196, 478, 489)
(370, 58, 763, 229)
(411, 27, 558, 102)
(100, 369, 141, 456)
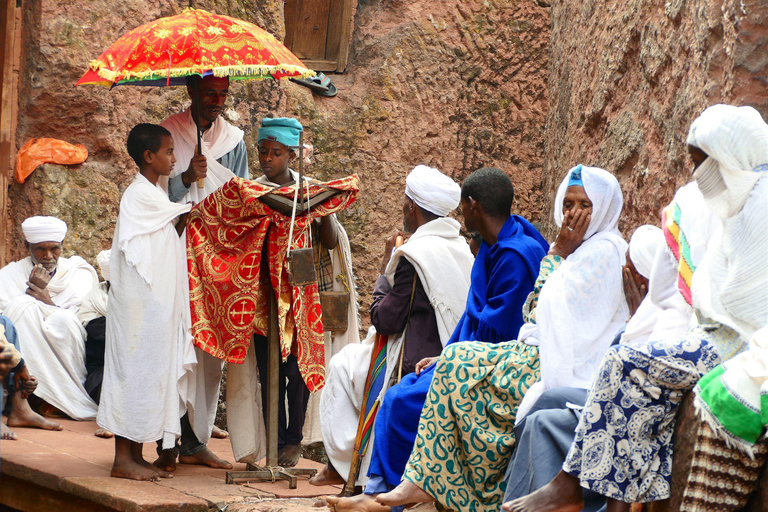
(327, 167, 548, 512)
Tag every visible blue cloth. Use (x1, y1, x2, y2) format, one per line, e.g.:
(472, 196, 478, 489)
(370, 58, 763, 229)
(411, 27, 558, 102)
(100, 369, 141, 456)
(567, 164, 584, 187)
(364, 474, 405, 512)
(1, 315, 21, 416)
(257, 117, 303, 148)
(503, 388, 607, 512)
(367, 215, 548, 487)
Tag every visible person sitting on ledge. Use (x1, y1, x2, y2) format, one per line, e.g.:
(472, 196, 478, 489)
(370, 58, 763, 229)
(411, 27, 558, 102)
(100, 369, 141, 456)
(0, 216, 99, 421)
(506, 104, 768, 512)
(0, 315, 62, 440)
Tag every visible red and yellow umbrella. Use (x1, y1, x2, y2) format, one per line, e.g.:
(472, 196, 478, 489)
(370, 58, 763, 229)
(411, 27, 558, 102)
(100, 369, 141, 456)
(76, 8, 313, 87)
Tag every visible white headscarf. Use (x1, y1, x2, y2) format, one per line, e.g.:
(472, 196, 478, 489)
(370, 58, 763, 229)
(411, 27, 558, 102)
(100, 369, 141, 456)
(689, 105, 768, 351)
(629, 225, 662, 279)
(96, 250, 111, 282)
(405, 165, 461, 217)
(553, 165, 623, 241)
(687, 104, 768, 219)
(621, 225, 669, 346)
(21, 216, 68, 244)
(537, 165, 628, 389)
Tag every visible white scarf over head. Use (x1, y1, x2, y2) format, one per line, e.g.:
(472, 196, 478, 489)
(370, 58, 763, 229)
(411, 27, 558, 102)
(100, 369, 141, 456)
(628, 225, 662, 279)
(621, 225, 668, 346)
(688, 104, 768, 219)
(690, 105, 768, 349)
(537, 166, 628, 389)
(404, 165, 461, 217)
(160, 107, 244, 204)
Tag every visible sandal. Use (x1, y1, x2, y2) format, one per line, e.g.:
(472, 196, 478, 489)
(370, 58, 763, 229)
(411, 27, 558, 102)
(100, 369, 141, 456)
(291, 72, 338, 97)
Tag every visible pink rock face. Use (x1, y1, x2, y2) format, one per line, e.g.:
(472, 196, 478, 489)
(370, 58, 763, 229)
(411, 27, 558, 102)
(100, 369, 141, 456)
(9, 0, 552, 326)
(540, 0, 768, 240)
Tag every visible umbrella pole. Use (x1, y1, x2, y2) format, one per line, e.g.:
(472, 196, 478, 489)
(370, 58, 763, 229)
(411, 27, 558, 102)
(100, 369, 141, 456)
(194, 77, 204, 189)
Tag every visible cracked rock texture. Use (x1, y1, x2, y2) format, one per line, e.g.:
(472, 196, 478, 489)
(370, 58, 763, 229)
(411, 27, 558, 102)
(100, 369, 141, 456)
(540, 0, 768, 238)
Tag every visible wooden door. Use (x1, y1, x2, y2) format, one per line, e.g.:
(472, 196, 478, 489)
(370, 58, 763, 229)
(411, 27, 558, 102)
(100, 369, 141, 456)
(284, 0, 354, 73)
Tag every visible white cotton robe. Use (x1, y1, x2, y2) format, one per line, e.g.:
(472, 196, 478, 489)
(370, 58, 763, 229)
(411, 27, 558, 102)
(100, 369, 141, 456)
(0, 255, 99, 419)
(97, 174, 196, 448)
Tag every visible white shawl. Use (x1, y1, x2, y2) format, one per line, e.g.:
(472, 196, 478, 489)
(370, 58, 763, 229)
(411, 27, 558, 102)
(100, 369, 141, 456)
(0, 256, 98, 313)
(537, 166, 628, 389)
(0, 255, 99, 420)
(159, 108, 244, 204)
(97, 174, 196, 448)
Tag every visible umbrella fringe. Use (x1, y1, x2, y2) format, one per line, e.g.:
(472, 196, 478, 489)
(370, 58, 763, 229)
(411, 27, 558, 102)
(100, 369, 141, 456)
(88, 62, 314, 83)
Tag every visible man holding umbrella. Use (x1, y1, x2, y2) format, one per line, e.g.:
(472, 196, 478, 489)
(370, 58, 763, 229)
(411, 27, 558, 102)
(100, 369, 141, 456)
(162, 74, 249, 204)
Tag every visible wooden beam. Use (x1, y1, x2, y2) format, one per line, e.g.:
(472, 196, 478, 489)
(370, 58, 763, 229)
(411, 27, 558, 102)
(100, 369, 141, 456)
(0, 0, 20, 267)
(326, 0, 355, 73)
(300, 59, 338, 72)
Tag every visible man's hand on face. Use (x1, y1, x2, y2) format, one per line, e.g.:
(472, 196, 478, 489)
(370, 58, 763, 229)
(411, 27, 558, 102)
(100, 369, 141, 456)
(181, 152, 208, 187)
(26, 279, 55, 306)
(29, 264, 52, 289)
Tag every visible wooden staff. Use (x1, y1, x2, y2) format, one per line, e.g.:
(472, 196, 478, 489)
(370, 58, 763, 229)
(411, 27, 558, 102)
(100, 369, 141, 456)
(342, 235, 403, 495)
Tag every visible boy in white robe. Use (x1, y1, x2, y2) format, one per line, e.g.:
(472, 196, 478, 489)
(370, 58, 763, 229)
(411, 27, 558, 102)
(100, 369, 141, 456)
(97, 124, 195, 481)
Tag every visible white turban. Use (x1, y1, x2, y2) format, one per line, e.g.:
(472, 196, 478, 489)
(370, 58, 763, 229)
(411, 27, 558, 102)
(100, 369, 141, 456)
(405, 165, 461, 217)
(21, 216, 68, 244)
(628, 225, 663, 279)
(96, 250, 112, 282)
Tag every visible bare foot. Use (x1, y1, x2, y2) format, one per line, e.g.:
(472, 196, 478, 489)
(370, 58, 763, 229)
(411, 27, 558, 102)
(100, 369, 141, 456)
(8, 395, 63, 431)
(154, 449, 178, 472)
(178, 446, 233, 469)
(1, 422, 18, 440)
(327, 494, 391, 512)
(503, 470, 584, 512)
(377, 481, 434, 507)
(111, 458, 160, 481)
(211, 425, 229, 439)
(95, 428, 114, 439)
(278, 444, 302, 467)
(310, 464, 345, 486)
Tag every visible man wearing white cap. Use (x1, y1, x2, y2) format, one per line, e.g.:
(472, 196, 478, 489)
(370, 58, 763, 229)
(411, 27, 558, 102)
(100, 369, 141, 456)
(310, 165, 475, 487)
(0, 216, 99, 420)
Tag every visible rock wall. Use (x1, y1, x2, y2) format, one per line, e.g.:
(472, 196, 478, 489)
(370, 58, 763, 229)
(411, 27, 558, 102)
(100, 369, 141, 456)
(9, 0, 552, 324)
(541, 0, 768, 238)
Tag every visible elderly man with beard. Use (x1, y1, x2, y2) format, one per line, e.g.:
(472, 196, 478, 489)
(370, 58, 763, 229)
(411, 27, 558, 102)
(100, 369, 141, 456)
(0, 216, 99, 421)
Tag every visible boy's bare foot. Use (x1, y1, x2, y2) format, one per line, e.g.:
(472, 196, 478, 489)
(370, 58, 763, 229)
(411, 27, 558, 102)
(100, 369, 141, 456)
(327, 494, 391, 512)
(8, 395, 63, 431)
(278, 444, 302, 467)
(377, 481, 434, 507)
(113, 437, 158, 481)
(211, 425, 229, 438)
(95, 428, 114, 438)
(503, 470, 584, 512)
(1, 422, 18, 440)
(178, 446, 233, 469)
(154, 449, 178, 472)
(111, 458, 160, 481)
(130, 442, 172, 478)
(310, 463, 345, 486)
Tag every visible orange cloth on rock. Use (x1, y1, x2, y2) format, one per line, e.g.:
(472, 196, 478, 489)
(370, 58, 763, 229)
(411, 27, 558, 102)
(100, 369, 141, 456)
(187, 175, 359, 392)
(15, 138, 88, 184)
